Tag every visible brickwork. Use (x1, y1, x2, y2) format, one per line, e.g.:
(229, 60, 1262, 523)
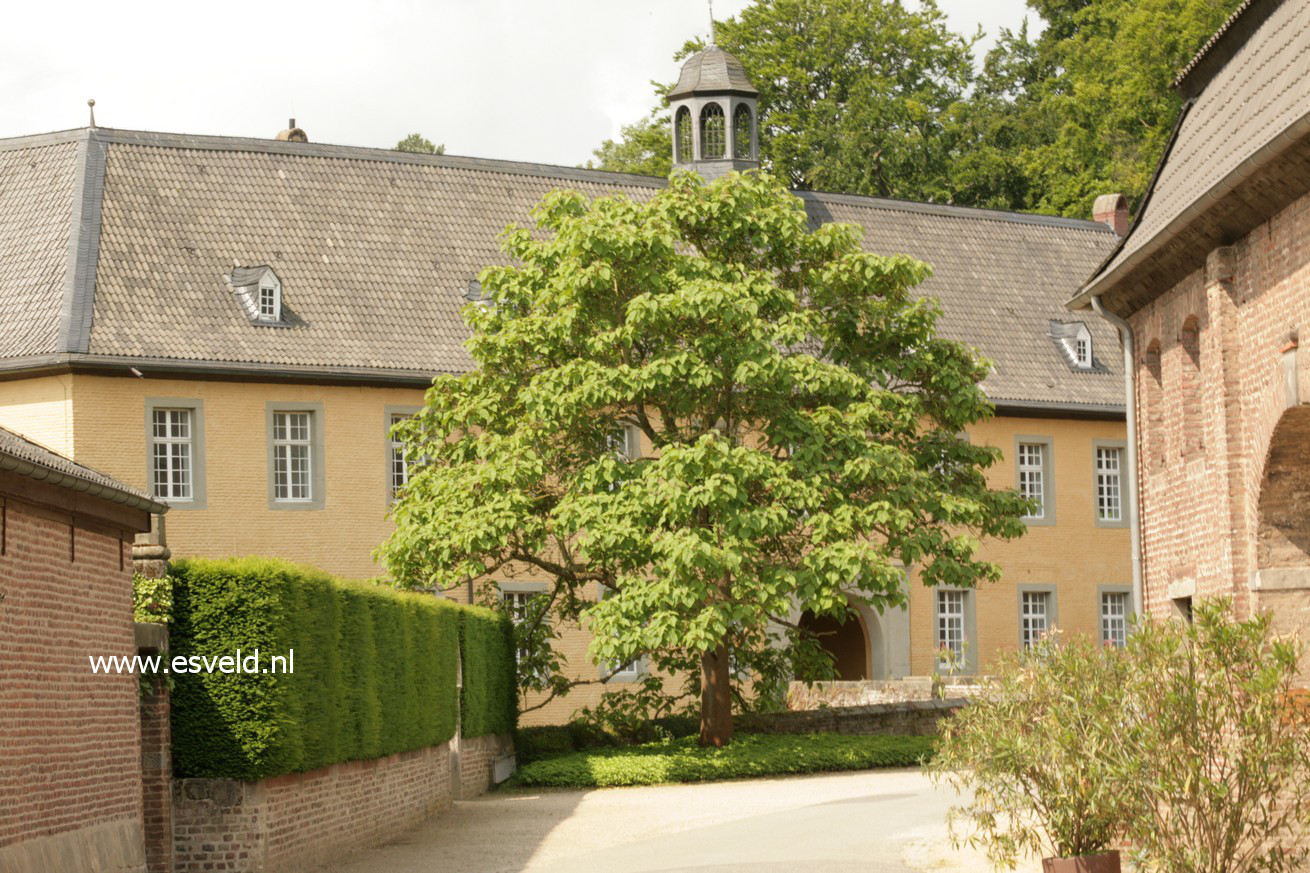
(1125, 190, 1310, 633)
(172, 742, 453, 873)
(0, 493, 147, 870)
(139, 664, 171, 873)
(457, 733, 516, 799)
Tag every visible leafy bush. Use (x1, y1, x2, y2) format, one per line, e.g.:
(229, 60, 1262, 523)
(133, 573, 172, 623)
(929, 632, 1132, 866)
(515, 715, 702, 765)
(169, 557, 461, 779)
(460, 604, 518, 738)
(1116, 600, 1310, 873)
(516, 733, 935, 788)
(931, 601, 1310, 872)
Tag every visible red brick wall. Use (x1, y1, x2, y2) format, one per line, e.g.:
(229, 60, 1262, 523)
(0, 495, 146, 865)
(140, 680, 172, 873)
(172, 743, 454, 873)
(457, 733, 514, 799)
(1126, 190, 1310, 620)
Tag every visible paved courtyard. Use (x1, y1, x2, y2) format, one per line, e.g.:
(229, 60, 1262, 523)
(324, 768, 1039, 873)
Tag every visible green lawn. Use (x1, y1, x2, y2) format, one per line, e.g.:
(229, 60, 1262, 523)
(513, 732, 936, 788)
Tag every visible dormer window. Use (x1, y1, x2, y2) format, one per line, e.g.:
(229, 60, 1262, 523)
(226, 266, 285, 325)
(258, 282, 280, 320)
(1048, 320, 1095, 370)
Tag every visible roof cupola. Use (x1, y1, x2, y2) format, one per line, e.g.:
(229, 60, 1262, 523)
(668, 42, 759, 179)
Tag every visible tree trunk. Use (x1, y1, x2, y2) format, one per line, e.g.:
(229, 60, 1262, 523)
(699, 644, 734, 747)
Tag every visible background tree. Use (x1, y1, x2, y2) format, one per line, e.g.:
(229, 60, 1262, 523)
(381, 171, 1028, 746)
(955, 0, 1241, 216)
(591, 0, 974, 203)
(591, 0, 1242, 217)
(395, 133, 446, 155)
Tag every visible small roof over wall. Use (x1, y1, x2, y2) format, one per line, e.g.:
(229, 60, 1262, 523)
(1071, 0, 1310, 315)
(0, 425, 167, 516)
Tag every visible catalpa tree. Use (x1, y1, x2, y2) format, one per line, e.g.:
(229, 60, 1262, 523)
(381, 171, 1027, 745)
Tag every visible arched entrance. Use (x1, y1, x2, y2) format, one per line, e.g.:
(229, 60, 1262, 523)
(1255, 405, 1310, 684)
(798, 608, 870, 680)
(1258, 405, 1310, 573)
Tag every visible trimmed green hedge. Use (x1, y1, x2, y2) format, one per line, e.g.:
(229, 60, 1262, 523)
(460, 604, 517, 738)
(169, 557, 464, 780)
(515, 733, 937, 788)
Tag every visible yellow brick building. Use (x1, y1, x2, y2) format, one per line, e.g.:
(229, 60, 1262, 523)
(0, 81, 1129, 722)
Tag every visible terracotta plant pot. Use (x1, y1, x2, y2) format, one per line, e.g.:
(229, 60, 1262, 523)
(1042, 851, 1121, 873)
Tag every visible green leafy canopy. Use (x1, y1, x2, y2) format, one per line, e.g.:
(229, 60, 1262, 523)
(380, 170, 1029, 711)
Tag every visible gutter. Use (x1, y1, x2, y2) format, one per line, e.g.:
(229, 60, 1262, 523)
(0, 453, 169, 516)
(1090, 297, 1143, 618)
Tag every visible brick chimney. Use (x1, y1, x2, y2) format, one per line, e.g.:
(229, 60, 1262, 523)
(1093, 193, 1130, 236)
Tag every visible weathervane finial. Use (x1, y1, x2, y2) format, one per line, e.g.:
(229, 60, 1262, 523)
(708, 0, 716, 45)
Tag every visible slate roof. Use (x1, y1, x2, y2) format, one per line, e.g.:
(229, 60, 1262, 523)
(1074, 0, 1310, 309)
(0, 127, 1121, 413)
(0, 424, 167, 513)
(0, 135, 80, 358)
(668, 46, 758, 99)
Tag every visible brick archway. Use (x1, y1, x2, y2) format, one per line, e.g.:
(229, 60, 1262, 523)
(1258, 405, 1310, 576)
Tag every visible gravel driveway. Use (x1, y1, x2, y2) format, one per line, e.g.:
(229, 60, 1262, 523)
(323, 768, 1042, 873)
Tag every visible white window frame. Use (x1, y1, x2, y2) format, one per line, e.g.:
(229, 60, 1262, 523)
(597, 583, 647, 682)
(385, 407, 420, 503)
(1017, 585, 1058, 650)
(145, 398, 206, 509)
(266, 402, 324, 510)
(1098, 586, 1132, 648)
(1021, 591, 1050, 649)
(151, 408, 194, 501)
(500, 582, 550, 679)
(257, 280, 281, 322)
(1097, 446, 1121, 522)
(1015, 436, 1055, 525)
(1094, 441, 1128, 527)
(273, 411, 313, 502)
(935, 590, 966, 668)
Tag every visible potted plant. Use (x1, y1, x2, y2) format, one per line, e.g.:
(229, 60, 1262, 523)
(928, 631, 1130, 871)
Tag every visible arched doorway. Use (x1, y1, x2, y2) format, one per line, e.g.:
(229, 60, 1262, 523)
(798, 608, 870, 680)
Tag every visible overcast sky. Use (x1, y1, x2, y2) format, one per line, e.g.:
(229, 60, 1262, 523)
(0, 0, 1037, 168)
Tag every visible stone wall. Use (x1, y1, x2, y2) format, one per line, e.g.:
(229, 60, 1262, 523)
(172, 743, 453, 873)
(0, 488, 147, 872)
(737, 698, 966, 737)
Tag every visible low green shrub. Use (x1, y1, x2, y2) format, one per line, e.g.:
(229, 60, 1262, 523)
(515, 733, 935, 788)
(515, 714, 705, 765)
(460, 604, 518, 738)
(133, 573, 172, 623)
(169, 557, 462, 780)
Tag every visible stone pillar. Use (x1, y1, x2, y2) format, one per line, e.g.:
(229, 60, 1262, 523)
(132, 513, 170, 579)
